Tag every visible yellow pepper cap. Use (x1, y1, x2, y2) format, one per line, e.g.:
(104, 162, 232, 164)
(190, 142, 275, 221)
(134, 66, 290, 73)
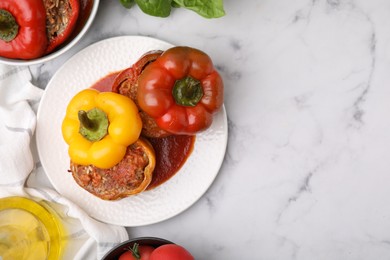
(62, 89, 142, 169)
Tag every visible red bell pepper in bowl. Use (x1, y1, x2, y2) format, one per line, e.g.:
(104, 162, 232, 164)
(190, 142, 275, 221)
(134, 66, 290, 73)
(0, 0, 81, 60)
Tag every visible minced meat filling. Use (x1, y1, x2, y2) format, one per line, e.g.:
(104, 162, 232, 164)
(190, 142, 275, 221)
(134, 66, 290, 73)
(44, 0, 72, 38)
(70, 143, 149, 199)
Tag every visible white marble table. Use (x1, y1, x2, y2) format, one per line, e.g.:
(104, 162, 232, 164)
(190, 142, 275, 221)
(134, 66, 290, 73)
(29, 0, 390, 259)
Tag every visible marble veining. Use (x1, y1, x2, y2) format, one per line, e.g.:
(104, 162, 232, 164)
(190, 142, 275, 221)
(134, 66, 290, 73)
(28, 0, 390, 259)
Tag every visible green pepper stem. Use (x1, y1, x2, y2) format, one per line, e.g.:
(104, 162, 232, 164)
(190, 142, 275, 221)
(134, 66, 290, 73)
(0, 9, 19, 42)
(172, 76, 203, 107)
(78, 110, 95, 130)
(78, 109, 109, 142)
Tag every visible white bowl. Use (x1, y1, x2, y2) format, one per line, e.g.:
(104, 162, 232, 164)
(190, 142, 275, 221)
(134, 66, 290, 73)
(0, 0, 100, 66)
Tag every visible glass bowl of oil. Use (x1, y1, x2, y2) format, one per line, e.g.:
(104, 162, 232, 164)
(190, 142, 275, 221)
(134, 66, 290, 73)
(0, 196, 67, 260)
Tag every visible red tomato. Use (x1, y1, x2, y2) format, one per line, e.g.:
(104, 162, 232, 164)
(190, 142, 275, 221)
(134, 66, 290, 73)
(149, 244, 194, 260)
(118, 244, 155, 260)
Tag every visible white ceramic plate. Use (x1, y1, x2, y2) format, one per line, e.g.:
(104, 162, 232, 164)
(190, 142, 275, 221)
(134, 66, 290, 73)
(36, 36, 228, 226)
(0, 0, 100, 66)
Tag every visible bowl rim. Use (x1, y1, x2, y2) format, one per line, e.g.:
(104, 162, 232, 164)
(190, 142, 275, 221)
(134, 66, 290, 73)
(0, 0, 100, 66)
(102, 237, 174, 260)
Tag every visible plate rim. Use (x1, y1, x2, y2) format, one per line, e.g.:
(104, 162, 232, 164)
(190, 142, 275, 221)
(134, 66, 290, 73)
(36, 35, 228, 226)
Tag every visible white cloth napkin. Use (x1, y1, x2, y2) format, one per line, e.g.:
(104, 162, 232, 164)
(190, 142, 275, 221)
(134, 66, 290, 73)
(0, 64, 129, 260)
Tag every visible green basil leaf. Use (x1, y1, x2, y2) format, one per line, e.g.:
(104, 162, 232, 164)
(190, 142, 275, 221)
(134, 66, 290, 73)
(172, 0, 225, 18)
(135, 0, 172, 17)
(120, 0, 135, 9)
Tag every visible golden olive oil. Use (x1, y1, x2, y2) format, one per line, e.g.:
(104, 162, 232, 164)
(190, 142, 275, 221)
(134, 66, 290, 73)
(0, 197, 66, 260)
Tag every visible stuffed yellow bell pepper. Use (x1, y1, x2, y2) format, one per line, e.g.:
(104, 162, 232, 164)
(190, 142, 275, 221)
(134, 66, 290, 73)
(62, 89, 142, 169)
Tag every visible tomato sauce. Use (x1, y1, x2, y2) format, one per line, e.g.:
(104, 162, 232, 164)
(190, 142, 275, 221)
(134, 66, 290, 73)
(90, 72, 195, 190)
(91, 71, 120, 92)
(147, 135, 195, 190)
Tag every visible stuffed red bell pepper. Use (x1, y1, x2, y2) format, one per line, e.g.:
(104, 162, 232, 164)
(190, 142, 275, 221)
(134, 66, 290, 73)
(0, 0, 80, 60)
(137, 46, 224, 135)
